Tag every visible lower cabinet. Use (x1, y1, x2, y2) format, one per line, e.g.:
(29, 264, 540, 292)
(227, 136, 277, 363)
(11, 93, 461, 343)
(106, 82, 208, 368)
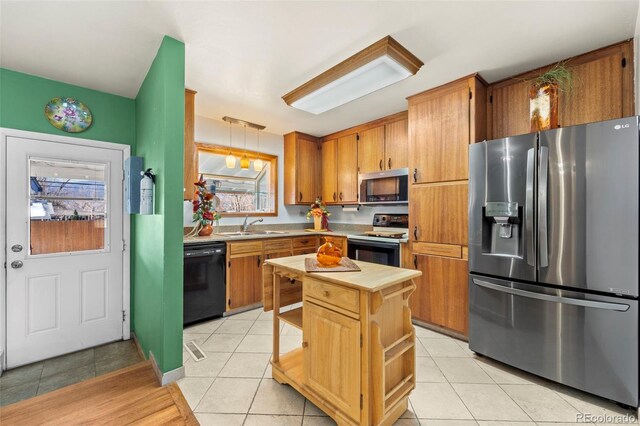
(410, 253, 469, 335)
(228, 253, 263, 310)
(303, 301, 361, 421)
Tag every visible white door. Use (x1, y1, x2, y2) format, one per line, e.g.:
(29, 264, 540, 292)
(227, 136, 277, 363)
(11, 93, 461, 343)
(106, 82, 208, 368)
(6, 136, 125, 368)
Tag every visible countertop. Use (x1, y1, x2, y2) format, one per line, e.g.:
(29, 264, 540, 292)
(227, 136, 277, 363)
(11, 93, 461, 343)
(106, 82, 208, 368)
(184, 229, 354, 245)
(264, 254, 421, 292)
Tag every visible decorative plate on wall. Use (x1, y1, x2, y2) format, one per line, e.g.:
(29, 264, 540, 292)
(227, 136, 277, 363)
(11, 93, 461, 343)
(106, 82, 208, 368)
(44, 97, 93, 133)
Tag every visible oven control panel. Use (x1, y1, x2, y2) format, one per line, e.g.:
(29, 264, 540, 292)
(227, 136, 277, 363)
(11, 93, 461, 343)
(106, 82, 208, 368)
(373, 213, 409, 228)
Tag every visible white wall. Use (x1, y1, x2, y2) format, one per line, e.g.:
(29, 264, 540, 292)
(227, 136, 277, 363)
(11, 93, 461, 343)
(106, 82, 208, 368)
(189, 115, 408, 227)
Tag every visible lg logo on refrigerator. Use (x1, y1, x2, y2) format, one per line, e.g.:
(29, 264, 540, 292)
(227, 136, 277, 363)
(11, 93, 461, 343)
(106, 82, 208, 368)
(614, 124, 630, 130)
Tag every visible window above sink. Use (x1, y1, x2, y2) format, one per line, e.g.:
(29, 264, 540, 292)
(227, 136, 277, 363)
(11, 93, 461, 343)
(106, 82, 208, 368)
(197, 143, 278, 217)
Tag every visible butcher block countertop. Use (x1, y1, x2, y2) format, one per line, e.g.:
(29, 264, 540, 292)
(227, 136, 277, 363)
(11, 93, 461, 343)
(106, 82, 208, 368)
(265, 254, 421, 293)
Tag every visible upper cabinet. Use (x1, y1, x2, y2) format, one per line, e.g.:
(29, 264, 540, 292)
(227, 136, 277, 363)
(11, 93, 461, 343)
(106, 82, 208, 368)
(284, 132, 321, 205)
(488, 40, 634, 140)
(408, 74, 487, 184)
(358, 118, 409, 173)
(322, 134, 358, 204)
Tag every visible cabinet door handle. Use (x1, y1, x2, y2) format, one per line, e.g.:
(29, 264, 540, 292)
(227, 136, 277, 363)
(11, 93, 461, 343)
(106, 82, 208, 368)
(388, 158, 392, 169)
(413, 226, 418, 240)
(333, 192, 337, 201)
(413, 168, 418, 183)
(413, 255, 418, 269)
(257, 256, 261, 267)
(299, 192, 303, 202)
(339, 192, 343, 201)
(379, 159, 383, 170)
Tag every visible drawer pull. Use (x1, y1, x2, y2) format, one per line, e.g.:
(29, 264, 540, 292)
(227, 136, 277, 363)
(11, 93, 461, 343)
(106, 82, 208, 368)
(323, 290, 330, 297)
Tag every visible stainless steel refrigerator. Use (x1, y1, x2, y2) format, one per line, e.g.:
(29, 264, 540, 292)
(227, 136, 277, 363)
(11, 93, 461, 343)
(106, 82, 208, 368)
(468, 116, 639, 407)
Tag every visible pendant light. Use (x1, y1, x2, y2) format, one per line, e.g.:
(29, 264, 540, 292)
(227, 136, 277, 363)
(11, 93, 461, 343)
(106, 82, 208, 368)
(225, 121, 236, 168)
(240, 125, 250, 169)
(253, 128, 264, 172)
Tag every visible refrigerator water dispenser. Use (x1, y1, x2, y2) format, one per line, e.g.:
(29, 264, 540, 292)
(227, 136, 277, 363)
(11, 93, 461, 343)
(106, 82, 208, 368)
(483, 202, 521, 256)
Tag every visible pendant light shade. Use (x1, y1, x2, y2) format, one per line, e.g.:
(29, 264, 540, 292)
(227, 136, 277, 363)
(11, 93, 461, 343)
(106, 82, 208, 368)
(226, 121, 236, 168)
(253, 129, 264, 171)
(240, 125, 250, 170)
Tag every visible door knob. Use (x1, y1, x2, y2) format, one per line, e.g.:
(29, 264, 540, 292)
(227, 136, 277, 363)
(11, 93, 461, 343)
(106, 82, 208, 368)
(11, 244, 23, 252)
(11, 260, 23, 269)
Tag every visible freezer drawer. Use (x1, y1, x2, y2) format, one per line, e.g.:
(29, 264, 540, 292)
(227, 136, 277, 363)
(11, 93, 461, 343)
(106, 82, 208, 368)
(469, 274, 638, 407)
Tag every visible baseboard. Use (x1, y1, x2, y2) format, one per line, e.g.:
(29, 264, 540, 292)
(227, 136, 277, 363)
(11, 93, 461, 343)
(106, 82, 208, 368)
(131, 332, 147, 361)
(412, 319, 468, 341)
(148, 351, 185, 386)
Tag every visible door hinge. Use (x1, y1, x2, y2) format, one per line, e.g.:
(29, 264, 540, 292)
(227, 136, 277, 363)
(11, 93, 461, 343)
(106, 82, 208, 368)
(122, 310, 126, 322)
(469, 90, 473, 100)
(356, 133, 360, 141)
(228, 261, 231, 268)
(122, 239, 127, 252)
(489, 95, 493, 104)
(360, 334, 363, 347)
(622, 57, 627, 68)
(3, 261, 6, 269)
(228, 299, 231, 307)
(122, 169, 126, 181)
(360, 394, 363, 409)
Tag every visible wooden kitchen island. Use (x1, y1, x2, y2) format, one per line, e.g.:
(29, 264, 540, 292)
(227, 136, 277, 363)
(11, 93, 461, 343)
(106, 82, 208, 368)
(263, 255, 421, 426)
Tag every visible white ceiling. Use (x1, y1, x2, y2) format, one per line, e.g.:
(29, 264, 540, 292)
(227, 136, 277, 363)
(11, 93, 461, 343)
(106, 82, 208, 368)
(1, 1, 638, 137)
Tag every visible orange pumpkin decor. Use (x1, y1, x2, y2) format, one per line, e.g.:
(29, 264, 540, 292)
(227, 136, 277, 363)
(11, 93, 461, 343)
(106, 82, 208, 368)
(316, 237, 342, 267)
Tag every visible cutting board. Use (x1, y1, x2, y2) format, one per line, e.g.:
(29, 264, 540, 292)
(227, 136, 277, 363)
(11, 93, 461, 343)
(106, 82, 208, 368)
(364, 231, 406, 238)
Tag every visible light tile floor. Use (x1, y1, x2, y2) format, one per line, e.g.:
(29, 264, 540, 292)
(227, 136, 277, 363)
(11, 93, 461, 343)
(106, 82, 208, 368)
(0, 339, 142, 407)
(181, 307, 639, 425)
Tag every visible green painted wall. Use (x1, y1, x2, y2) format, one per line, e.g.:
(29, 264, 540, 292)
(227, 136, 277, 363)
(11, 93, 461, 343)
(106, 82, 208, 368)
(133, 36, 184, 374)
(0, 68, 135, 145)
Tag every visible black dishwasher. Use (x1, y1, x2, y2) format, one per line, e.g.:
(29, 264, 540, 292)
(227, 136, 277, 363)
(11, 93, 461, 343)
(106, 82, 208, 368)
(183, 242, 226, 326)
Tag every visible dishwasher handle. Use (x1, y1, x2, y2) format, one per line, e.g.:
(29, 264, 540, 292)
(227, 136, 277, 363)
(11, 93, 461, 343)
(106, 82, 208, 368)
(472, 278, 630, 312)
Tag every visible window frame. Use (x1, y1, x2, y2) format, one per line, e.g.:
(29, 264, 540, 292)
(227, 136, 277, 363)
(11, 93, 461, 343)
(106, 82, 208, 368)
(195, 142, 278, 217)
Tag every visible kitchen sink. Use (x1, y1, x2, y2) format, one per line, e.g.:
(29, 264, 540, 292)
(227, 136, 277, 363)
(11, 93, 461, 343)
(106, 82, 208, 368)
(216, 230, 287, 236)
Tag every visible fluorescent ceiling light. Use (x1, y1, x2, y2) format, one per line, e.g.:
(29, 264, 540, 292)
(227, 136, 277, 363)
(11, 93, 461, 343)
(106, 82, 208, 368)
(282, 36, 423, 115)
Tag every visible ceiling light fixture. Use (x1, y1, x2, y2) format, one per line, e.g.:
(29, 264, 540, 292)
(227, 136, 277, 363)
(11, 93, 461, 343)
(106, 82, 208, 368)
(282, 36, 423, 115)
(225, 121, 236, 168)
(240, 125, 250, 170)
(253, 129, 264, 172)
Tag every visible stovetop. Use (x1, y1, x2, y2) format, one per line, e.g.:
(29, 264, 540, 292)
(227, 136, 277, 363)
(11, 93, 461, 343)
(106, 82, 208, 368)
(347, 213, 408, 243)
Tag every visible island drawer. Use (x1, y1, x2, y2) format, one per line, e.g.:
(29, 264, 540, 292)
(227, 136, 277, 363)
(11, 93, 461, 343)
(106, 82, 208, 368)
(228, 241, 263, 255)
(264, 239, 292, 252)
(292, 236, 316, 249)
(304, 278, 359, 314)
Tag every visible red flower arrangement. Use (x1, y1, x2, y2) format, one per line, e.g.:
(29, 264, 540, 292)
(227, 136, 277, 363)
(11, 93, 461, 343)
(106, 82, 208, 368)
(192, 175, 221, 227)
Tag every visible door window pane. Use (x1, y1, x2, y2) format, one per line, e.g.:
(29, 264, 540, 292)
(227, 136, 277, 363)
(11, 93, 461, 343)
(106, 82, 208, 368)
(29, 159, 107, 255)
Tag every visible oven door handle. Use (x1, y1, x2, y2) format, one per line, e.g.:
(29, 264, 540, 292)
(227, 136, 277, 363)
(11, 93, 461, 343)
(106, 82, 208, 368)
(346, 238, 400, 249)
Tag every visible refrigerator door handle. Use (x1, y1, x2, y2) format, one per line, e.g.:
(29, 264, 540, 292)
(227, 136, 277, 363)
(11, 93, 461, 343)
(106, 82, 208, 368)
(472, 279, 630, 312)
(525, 148, 535, 266)
(538, 146, 549, 268)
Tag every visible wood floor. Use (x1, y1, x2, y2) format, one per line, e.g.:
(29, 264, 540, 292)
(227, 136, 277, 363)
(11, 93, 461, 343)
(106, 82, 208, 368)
(0, 361, 197, 425)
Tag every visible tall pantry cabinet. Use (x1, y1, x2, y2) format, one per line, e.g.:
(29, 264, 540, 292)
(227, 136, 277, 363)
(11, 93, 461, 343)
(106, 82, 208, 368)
(407, 74, 487, 336)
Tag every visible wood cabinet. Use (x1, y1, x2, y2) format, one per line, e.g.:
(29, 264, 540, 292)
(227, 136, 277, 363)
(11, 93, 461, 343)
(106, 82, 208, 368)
(408, 74, 487, 184)
(488, 40, 634, 139)
(303, 302, 361, 420)
(410, 254, 468, 335)
(322, 135, 358, 204)
(228, 253, 263, 310)
(358, 120, 409, 173)
(409, 182, 468, 246)
(183, 89, 197, 200)
(284, 132, 321, 205)
(406, 74, 485, 336)
(384, 118, 408, 170)
(358, 126, 385, 173)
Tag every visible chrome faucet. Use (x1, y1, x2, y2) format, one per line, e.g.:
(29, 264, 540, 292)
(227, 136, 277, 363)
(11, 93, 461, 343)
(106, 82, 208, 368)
(241, 215, 263, 232)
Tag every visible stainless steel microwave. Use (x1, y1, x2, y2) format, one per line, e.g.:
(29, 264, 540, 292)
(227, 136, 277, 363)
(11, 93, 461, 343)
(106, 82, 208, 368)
(358, 168, 409, 205)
